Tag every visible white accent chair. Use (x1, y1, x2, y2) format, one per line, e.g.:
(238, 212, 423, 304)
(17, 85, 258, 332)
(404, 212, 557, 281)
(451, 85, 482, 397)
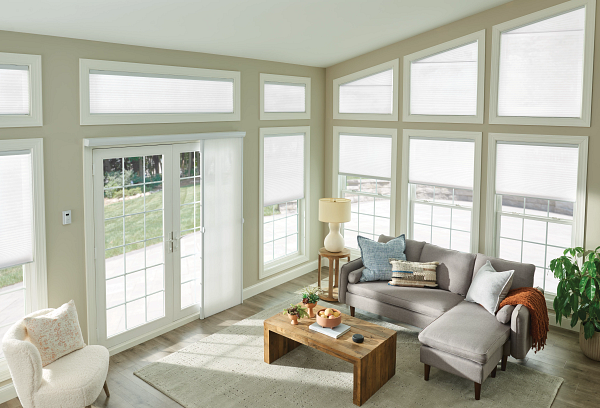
(2, 308, 110, 408)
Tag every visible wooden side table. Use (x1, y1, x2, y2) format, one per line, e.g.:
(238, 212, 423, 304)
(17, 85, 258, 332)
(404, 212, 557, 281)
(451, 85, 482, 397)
(318, 247, 351, 302)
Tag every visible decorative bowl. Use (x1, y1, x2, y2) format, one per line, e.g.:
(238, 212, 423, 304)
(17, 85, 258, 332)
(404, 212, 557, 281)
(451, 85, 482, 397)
(316, 308, 342, 328)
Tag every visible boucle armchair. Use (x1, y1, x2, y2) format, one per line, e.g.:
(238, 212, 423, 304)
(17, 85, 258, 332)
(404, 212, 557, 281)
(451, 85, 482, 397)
(2, 308, 110, 408)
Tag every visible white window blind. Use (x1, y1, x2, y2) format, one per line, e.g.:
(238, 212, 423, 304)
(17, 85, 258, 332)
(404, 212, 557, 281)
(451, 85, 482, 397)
(264, 82, 306, 113)
(409, 138, 475, 189)
(410, 42, 478, 116)
(495, 143, 579, 202)
(89, 70, 234, 114)
(263, 134, 305, 207)
(339, 134, 392, 179)
(0, 65, 29, 115)
(498, 7, 586, 118)
(0, 151, 33, 269)
(339, 69, 393, 114)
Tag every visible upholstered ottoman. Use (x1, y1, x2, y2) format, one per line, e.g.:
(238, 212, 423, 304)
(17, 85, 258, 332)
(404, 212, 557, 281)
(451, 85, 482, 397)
(418, 301, 511, 400)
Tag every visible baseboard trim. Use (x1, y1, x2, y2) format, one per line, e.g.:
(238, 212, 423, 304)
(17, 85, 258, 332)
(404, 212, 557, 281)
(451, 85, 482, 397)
(0, 383, 17, 405)
(548, 310, 579, 332)
(243, 260, 318, 300)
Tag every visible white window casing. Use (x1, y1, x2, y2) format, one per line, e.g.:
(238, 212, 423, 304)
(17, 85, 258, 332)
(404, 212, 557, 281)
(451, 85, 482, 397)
(0, 52, 42, 128)
(260, 73, 311, 120)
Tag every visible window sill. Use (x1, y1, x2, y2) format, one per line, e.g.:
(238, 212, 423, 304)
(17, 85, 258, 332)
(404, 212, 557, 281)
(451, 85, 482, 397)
(260, 253, 309, 279)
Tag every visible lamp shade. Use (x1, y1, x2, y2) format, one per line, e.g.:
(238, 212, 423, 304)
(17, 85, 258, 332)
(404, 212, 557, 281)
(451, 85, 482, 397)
(319, 198, 351, 223)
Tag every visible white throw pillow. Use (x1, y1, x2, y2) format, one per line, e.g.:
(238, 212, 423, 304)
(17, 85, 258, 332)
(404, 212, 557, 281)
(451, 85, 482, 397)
(466, 261, 514, 315)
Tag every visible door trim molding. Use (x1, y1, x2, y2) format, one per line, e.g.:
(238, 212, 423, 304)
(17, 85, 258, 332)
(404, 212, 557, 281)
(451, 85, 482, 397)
(83, 131, 245, 148)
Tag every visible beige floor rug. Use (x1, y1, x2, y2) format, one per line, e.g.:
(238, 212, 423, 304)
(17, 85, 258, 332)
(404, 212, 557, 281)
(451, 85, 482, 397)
(134, 299, 563, 408)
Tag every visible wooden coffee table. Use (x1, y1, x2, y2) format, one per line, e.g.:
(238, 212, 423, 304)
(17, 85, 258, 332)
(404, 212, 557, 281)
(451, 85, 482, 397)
(264, 305, 396, 406)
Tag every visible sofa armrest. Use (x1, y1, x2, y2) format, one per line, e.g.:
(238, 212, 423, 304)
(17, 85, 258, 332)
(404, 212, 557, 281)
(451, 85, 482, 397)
(338, 258, 364, 304)
(510, 304, 532, 359)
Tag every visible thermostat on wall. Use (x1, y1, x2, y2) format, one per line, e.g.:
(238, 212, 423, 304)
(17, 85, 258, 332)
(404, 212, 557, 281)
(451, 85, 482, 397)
(62, 210, 72, 225)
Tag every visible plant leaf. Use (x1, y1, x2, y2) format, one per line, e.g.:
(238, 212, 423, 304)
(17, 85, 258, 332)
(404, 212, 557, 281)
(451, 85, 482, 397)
(586, 282, 597, 301)
(584, 322, 596, 340)
(580, 276, 590, 295)
(571, 313, 579, 327)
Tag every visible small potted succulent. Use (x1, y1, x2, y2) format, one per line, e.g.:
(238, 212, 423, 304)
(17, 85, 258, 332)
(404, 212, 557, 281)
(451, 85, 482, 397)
(283, 304, 309, 325)
(301, 286, 322, 318)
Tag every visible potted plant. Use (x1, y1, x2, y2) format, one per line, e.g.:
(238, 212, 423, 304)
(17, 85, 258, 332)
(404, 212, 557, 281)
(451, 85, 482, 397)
(301, 286, 322, 318)
(283, 304, 309, 325)
(550, 246, 600, 361)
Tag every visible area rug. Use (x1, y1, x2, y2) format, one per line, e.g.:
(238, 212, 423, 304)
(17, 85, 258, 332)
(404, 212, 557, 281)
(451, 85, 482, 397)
(134, 298, 563, 408)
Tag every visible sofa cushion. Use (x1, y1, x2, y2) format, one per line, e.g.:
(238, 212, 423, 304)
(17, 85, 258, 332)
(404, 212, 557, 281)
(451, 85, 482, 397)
(346, 281, 464, 318)
(419, 243, 476, 296)
(379, 235, 425, 262)
(473, 254, 535, 290)
(418, 301, 510, 364)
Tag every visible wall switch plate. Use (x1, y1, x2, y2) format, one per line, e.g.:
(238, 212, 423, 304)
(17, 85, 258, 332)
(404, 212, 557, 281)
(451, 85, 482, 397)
(62, 210, 72, 225)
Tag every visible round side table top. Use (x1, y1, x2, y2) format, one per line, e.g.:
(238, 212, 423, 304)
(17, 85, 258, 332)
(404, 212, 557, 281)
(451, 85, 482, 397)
(319, 247, 351, 258)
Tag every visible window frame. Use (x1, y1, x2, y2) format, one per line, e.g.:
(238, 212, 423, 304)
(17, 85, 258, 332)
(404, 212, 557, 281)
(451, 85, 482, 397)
(332, 59, 399, 121)
(79, 59, 241, 125)
(402, 30, 485, 124)
(258, 126, 311, 279)
(260, 73, 311, 120)
(0, 52, 43, 128)
(400, 129, 482, 254)
(489, 0, 596, 127)
(0, 138, 47, 382)
(332, 126, 398, 258)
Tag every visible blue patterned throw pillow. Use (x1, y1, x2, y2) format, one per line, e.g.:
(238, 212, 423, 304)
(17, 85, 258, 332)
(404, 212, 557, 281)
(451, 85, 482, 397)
(358, 235, 406, 282)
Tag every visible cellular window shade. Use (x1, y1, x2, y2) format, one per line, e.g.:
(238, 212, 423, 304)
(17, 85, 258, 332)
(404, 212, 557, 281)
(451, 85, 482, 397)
(89, 70, 234, 114)
(264, 82, 306, 113)
(339, 69, 393, 114)
(0, 65, 29, 115)
(263, 134, 305, 207)
(409, 138, 474, 189)
(498, 7, 586, 118)
(495, 143, 579, 202)
(339, 134, 392, 179)
(410, 42, 478, 116)
(0, 151, 33, 269)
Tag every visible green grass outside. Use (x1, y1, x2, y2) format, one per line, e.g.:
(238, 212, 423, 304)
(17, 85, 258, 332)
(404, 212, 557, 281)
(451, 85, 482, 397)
(0, 265, 23, 289)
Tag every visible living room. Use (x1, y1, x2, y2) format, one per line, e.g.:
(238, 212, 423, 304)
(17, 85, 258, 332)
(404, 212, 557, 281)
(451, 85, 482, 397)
(0, 0, 598, 406)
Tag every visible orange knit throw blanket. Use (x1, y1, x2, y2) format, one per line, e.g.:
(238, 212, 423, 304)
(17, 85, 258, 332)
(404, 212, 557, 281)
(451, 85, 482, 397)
(499, 287, 549, 352)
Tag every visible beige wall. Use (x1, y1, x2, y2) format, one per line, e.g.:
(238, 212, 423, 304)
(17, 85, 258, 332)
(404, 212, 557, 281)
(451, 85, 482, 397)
(325, 0, 600, 254)
(0, 30, 325, 338)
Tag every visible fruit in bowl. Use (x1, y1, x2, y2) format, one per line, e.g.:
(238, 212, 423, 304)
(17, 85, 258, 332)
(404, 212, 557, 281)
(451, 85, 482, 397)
(316, 308, 342, 328)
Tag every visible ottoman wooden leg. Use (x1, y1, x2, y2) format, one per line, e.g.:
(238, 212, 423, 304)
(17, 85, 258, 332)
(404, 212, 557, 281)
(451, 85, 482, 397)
(474, 382, 481, 400)
(491, 367, 497, 378)
(424, 364, 430, 381)
(501, 355, 508, 371)
(350, 306, 355, 317)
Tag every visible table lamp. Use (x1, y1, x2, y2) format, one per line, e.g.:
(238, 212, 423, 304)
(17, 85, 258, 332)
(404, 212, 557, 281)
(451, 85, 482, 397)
(319, 198, 351, 252)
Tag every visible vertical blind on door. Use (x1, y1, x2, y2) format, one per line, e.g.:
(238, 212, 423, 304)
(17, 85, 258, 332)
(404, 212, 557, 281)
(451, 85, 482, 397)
(339, 134, 392, 179)
(264, 82, 306, 113)
(263, 134, 305, 207)
(338, 69, 393, 114)
(495, 143, 579, 202)
(409, 138, 475, 189)
(0, 151, 33, 269)
(89, 70, 235, 114)
(497, 7, 586, 118)
(410, 41, 478, 116)
(0, 65, 30, 115)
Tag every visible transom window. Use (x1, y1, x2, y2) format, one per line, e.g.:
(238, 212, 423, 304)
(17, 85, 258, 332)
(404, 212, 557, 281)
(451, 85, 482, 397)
(260, 73, 311, 120)
(0, 52, 43, 128)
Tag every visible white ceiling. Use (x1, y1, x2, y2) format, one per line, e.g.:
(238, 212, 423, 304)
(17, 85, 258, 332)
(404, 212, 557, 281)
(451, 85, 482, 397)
(0, 0, 511, 67)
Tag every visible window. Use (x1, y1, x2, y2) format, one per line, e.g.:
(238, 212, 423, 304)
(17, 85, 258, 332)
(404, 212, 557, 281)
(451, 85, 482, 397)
(333, 59, 399, 121)
(80, 59, 241, 125)
(403, 30, 485, 123)
(401, 130, 481, 253)
(0, 52, 42, 128)
(260, 73, 311, 120)
(490, 0, 595, 126)
(485, 134, 588, 295)
(260, 127, 310, 278)
(333, 127, 397, 252)
(0, 139, 46, 381)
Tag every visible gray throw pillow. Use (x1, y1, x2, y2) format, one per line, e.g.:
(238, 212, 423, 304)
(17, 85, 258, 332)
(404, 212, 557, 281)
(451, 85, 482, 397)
(496, 305, 516, 324)
(466, 261, 514, 315)
(348, 267, 365, 284)
(358, 235, 406, 282)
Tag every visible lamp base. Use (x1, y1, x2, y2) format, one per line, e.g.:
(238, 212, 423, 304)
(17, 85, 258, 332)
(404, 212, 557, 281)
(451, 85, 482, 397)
(324, 222, 345, 252)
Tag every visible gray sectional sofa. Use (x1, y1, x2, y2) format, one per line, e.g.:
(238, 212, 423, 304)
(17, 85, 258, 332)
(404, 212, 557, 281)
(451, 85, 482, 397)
(339, 235, 535, 400)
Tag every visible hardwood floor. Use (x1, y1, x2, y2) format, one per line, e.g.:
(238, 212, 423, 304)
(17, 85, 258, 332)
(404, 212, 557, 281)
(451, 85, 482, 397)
(1, 270, 598, 407)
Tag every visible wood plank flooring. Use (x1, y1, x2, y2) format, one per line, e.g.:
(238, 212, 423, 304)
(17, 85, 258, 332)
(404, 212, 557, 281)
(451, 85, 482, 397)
(1, 270, 598, 407)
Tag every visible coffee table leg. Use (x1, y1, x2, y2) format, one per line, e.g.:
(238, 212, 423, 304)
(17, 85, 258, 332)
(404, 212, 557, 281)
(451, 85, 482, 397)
(264, 327, 301, 364)
(352, 334, 396, 406)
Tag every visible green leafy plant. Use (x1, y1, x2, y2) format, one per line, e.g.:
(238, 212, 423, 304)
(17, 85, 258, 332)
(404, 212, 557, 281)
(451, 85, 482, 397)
(301, 285, 322, 304)
(550, 246, 600, 339)
(283, 304, 309, 318)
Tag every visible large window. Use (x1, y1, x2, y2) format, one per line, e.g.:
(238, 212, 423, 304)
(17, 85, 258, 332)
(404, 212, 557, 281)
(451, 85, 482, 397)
(490, 0, 595, 126)
(260, 73, 311, 120)
(80, 59, 241, 125)
(333, 127, 397, 252)
(401, 130, 481, 253)
(0, 52, 42, 128)
(260, 127, 310, 278)
(0, 139, 47, 381)
(333, 60, 399, 121)
(486, 134, 588, 295)
(403, 30, 485, 124)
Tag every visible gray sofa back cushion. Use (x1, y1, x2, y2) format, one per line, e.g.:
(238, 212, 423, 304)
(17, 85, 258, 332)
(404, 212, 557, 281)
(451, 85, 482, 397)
(378, 235, 425, 262)
(419, 243, 476, 296)
(473, 254, 535, 290)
